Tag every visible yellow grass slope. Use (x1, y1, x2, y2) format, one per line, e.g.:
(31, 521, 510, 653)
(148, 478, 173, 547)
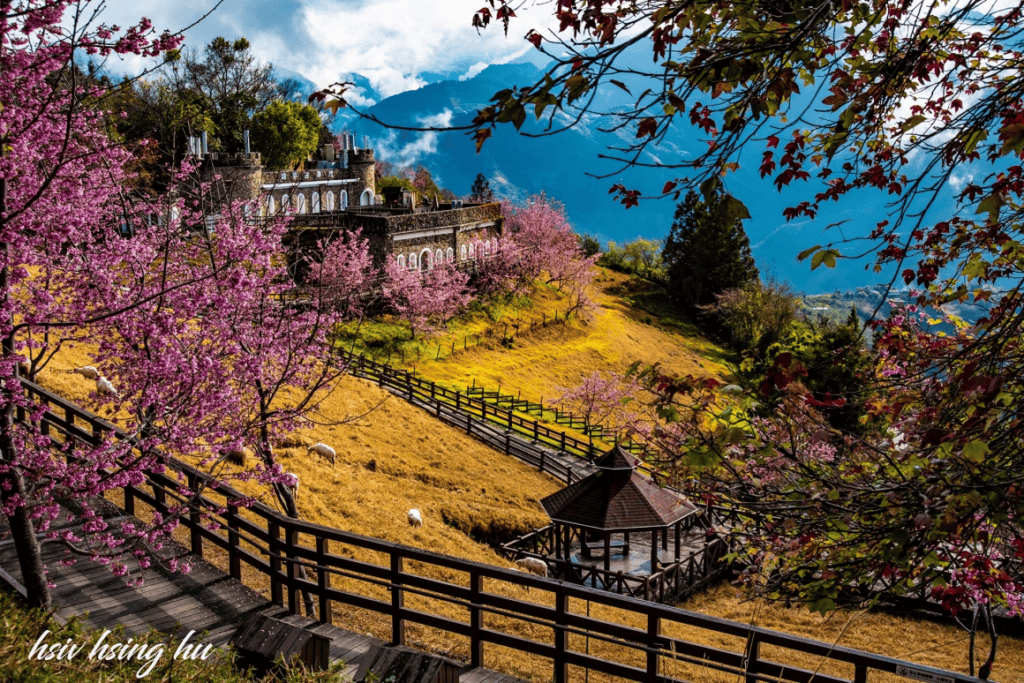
(36, 343, 558, 567)
(418, 270, 727, 404)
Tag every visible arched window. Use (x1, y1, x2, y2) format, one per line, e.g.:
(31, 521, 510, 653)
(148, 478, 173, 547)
(266, 196, 276, 215)
(340, 190, 348, 210)
(435, 250, 444, 267)
(492, 238, 499, 253)
(296, 193, 307, 214)
(311, 192, 320, 213)
(483, 240, 490, 255)
(360, 188, 374, 206)
(446, 247, 454, 262)
(324, 191, 335, 212)
(420, 248, 433, 271)
(408, 253, 417, 270)
(396, 255, 405, 269)
(460, 244, 467, 261)
(468, 243, 475, 259)
(281, 194, 290, 212)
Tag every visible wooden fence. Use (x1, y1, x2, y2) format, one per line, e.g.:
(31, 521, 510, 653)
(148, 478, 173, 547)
(340, 350, 646, 465)
(8, 378, 989, 683)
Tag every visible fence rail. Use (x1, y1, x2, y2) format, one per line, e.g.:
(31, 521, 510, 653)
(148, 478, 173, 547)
(8, 378, 988, 683)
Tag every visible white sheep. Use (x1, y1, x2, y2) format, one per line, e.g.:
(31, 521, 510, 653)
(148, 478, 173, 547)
(282, 472, 300, 498)
(73, 366, 101, 380)
(307, 442, 336, 465)
(407, 508, 422, 527)
(514, 557, 547, 577)
(95, 376, 118, 398)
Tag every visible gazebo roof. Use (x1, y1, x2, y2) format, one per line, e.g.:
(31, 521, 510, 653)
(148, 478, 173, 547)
(540, 445, 697, 531)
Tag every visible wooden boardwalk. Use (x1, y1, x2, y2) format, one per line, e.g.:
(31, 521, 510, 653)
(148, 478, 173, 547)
(0, 498, 526, 683)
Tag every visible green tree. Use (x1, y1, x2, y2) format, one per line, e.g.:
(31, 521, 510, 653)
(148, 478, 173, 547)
(757, 314, 872, 434)
(176, 37, 279, 153)
(662, 189, 758, 312)
(250, 100, 322, 169)
(470, 172, 494, 202)
(704, 277, 799, 356)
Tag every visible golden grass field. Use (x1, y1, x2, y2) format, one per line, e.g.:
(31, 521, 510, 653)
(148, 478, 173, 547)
(25, 271, 1024, 683)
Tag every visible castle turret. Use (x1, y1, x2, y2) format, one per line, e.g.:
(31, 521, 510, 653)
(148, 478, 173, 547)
(348, 148, 375, 205)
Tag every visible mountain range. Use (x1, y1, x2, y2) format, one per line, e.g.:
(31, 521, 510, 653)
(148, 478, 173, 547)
(286, 62, 965, 296)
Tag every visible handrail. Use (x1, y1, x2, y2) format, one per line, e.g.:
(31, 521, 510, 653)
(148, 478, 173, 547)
(8, 378, 988, 683)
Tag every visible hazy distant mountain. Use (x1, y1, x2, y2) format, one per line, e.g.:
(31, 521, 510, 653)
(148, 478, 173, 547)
(271, 65, 319, 100)
(294, 61, 968, 295)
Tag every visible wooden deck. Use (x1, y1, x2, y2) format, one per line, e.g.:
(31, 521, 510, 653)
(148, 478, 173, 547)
(568, 531, 709, 577)
(0, 498, 526, 683)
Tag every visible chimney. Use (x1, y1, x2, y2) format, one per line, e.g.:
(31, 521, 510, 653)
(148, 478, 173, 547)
(243, 129, 250, 155)
(201, 131, 208, 155)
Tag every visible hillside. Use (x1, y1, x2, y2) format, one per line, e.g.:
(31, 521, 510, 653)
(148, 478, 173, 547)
(23, 275, 1024, 682)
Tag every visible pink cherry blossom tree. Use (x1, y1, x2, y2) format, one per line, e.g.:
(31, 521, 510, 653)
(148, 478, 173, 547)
(311, 228, 376, 319)
(501, 194, 600, 310)
(549, 371, 641, 447)
(383, 258, 472, 339)
(0, 1, 357, 612)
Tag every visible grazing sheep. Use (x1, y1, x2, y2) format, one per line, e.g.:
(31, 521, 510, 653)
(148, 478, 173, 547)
(407, 509, 422, 527)
(73, 366, 101, 380)
(95, 376, 118, 398)
(514, 557, 548, 577)
(282, 472, 300, 498)
(307, 442, 336, 465)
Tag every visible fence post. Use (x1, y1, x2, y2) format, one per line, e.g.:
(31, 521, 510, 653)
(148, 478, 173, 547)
(316, 537, 332, 625)
(560, 431, 566, 452)
(286, 528, 300, 614)
(508, 408, 513, 430)
(505, 430, 511, 455)
(469, 571, 483, 668)
(123, 484, 135, 517)
(553, 591, 568, 683)
(456, 391, 461, 412)
(269, 521, 283, 606)
(186, 471, 202, 557)
(467, 413, 473, 436)
(390, 553, 406, 645)
(745, 632, 760, 683)
(533, 420, 539, 441)
(226, 504, 241, 580)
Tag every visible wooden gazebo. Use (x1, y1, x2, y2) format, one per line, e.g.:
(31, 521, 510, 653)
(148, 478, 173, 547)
(540, 445, 699, 576)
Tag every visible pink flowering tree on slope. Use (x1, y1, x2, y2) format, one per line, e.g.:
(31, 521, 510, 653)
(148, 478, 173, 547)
(0, 1, 358, 612)
(502, 194, 599, 313)
(383, 258, 473, 339)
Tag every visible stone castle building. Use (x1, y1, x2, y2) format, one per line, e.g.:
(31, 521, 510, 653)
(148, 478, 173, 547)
(193, 133, 502, 278)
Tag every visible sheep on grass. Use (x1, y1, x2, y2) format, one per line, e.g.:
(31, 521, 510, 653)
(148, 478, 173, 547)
(307, 442, 336, 465)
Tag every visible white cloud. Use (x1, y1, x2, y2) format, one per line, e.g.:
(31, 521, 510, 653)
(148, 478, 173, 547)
(460, 62, 490, 82)
(374, 110, 454, 166)
(86, 0, 560, 97)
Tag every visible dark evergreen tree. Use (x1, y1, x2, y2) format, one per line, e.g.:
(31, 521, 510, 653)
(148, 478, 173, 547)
(662, 189, 759, 311)
(469, 173, 494, 202)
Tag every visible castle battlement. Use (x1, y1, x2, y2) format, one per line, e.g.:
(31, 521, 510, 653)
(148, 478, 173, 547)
(201, 152, 262, 168)
(349, 149, 374, 163)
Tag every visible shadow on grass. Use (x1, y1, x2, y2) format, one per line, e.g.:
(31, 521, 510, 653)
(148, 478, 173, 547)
(603, 277, 738, 371)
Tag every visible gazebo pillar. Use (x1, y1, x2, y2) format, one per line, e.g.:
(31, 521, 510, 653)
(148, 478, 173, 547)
(674, 521, 682, 562)
(650, 529, 659, 572)
(623, 531, 630, 555)
(554, 522, 562, 560)
(662, 527, 668, 550)
(604, 533, 611, 573)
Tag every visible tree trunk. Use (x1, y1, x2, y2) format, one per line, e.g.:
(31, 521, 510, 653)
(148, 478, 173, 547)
(0, 151, 53, 609)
